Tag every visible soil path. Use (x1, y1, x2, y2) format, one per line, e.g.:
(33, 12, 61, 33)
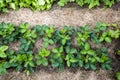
(0, 8, 120, 28)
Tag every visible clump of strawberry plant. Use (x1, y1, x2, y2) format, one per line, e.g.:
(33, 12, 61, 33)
(52, 26, 74, 46)
(0, 0, 54, 12)
(9, 53, 35, 75)
(18, 23, 37, 53)
(99, 29, 120, 43)
(57, 0, 118, 9)
(0, 22, 18, 44)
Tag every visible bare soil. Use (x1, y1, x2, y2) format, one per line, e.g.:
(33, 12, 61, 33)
(0, 69, 114, 80)
(0, 7, 120, 28)
(0, 5, 120, 80)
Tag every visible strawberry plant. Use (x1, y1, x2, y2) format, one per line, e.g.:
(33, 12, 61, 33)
(65, 46, 78, 67)
(0, 22, 17, 44)
(0, 45, 9, 74)
(42, 26, 55, 47)
(19, 23, 37, 42)
(77, 0, 100, 9)
(43, 37, 54, 48)
(0, 45, 8, 58)
(0, 22, 15, 38)
(96, 47, 112, 70)
(9, 53, 35, 75)
(53, 27, 72, 46)
(99, 29, 120, 43)
(76, 25, 90, 46)
(80, 43, 98, 70)
(18, 23, 37, 53)
(18, 38, 33, 53)
(35, 48, 50, 66)
(102, 0, 115, 7)
(45, 26, 54, 38)
(90, 22, 109, 44)
(33, 25, 47, 37)
(50, 46, 64, 70)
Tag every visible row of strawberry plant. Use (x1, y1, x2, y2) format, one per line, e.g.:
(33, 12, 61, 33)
(58, 0, 120, 8)
(0, 0, 120, 12)
(0, 22, 120, 75)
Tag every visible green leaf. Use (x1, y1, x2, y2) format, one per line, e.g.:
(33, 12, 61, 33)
(42, 58, 48, 66)
(43, 38, 48, 42)
(100, 26, 106, 31)
(85, 43, 90, 50)
(105, 37, 111, 43)
(0, 46, 8, 51)
(62, 39, 66, 45)
(38, 0, 45, 5)
(9, 3, 16, 10)
(52, 62, 59, 68)
(39, 48, 50, 57)
(58, 1, 66, 6)
(52, 48, 58, 53)
(36, 60, 42, 65)
(44, 42, 49, 48)
(71, 48, 77, 54)
(49, 39, 54, 44)
(67, 61, 71, 67)
(105, 64, 112, 70)
(90, 64, 96, 70)
(79, 61, 83, 67)
(70, 58, 78, 63)
(99, 37, 104, 42)
(0, 67, 7, 75)
(0, 51, 7, 58)
(65, 46, 70, 53)
(55, 53, 61, 58)
(84, 63, 90, 69)
(29, 62, 35, 67)
(87, 50, 95, 55)
(59, 46, 63, 53)
(77, 0, 84, 7)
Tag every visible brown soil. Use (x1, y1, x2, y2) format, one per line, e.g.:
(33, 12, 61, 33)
(0, 7, 120, 28)
(0, 5, 120, 80)
(0, 69, 114, 80)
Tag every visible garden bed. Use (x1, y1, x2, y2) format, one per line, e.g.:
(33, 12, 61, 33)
(0, 3, 120, 80)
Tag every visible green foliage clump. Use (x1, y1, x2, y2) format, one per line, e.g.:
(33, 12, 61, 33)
(18, 23, 37, 53)
(58, 0, 117, 9)
(0, 22, 18, 44)
(50, 46, 64, 70)
(0, 0, 53, 12)
(36, 48, 50, 66)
